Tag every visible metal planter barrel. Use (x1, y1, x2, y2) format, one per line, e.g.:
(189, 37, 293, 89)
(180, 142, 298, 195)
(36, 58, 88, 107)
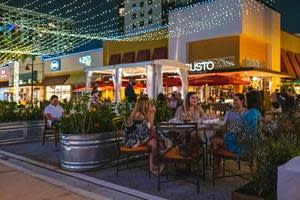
(60, 132, 117, 171)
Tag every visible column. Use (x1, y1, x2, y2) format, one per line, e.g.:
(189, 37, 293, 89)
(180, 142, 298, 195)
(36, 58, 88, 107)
(146, 64, 156, 99)
(85, 71, 93, 93)
(13, 61, 19, 102)
(112, 68, 123, 102)
(156, 65, 163, 96)
(178, 68, 189, 98)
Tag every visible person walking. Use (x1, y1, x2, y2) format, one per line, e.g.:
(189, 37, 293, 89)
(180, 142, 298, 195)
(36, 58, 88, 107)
(125, 78, 137, 103)
(271, 89, 280, 109)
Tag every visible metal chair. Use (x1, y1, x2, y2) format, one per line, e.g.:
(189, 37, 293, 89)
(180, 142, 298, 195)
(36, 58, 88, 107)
(156, 122, 205, 193)
(42, 115, 59, 146)
(112, 116, 150, 177)
(210, 136, 253, 185)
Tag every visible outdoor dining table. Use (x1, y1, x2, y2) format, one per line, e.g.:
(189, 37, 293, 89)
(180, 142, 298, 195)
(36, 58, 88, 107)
(159, 119, 225, 166)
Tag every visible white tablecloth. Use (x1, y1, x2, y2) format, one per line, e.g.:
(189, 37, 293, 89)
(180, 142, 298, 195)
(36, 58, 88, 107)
(278, 156, 300, 200)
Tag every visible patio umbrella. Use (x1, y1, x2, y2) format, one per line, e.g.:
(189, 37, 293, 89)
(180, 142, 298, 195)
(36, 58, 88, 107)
(163, 77, 182, 87)
(189, 75, 250, 86)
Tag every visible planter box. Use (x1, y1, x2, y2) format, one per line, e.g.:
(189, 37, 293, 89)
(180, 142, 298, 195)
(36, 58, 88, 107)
(0, 120, 44, 141)
(232, 182, 273, 200)
(60, 132, 118, 171)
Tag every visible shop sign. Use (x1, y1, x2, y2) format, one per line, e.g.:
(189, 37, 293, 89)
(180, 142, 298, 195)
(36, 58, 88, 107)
(50, 59, 61, 71)
(188, 57, 235, 73)
(0, 69, 8, 78)
(188, 61, 215, 72)
(79, 55, 92, 67)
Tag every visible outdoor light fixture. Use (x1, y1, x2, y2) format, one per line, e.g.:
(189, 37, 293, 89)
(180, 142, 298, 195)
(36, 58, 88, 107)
(25, 64, 30, 71)
(252, 76, 258, 81)
(25, 59, 35, 103)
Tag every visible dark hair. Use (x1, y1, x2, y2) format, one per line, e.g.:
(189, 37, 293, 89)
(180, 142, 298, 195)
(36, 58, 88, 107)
(157, 93, 166, 102)
(185, 91, 197, 108)
(91, 86, 98, 96)
(246, 90, 263, 113)
(234, 93, 245, 101)
(50, 95, 58, 101)
(275, 89, 279, 92)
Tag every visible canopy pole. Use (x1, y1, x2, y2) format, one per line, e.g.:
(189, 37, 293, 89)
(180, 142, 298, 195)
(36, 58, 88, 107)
(85, 71, 93, 93)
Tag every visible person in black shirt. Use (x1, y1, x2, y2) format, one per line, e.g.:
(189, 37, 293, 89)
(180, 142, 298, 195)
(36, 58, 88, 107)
(125, 78, 137, 103)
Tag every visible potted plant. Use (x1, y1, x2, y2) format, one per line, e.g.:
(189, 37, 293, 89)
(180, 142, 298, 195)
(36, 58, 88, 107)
(59, 95, 117, 171)
(0, 101, 44, 140)
(232, 113, 300, 200)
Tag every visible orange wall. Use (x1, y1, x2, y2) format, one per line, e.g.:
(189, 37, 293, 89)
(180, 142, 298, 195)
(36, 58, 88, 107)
(103, 32, 168, 65)
(188, 35, 269, 69)
(281, 31, 300, 54)
(239, 34, 268, 68)
(188, 36, 240, 66)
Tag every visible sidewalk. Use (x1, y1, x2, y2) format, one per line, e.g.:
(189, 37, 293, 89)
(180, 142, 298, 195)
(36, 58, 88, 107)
(0, 163, 90, 200)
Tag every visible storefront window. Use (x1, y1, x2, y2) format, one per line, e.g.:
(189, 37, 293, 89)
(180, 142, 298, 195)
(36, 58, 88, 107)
(46, 85, 71, 101)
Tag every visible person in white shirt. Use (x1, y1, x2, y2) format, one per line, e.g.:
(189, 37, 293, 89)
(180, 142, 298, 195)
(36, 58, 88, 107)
(44, 95, 64, 126)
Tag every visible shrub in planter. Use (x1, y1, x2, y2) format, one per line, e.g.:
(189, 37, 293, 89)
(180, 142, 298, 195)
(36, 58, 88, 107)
(0, 101, 43, 122)
(235, 113, 300, 199)
(58, 96, 118, 171)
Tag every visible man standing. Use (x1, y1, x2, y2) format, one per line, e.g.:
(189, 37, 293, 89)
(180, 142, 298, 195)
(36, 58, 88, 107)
(271, 89, 280, 109)
(44, 95, 64, 127)
(125, 78, 137, 103)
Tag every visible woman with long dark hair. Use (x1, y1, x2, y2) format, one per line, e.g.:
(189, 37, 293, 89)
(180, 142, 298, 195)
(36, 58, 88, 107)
(211, 91, 262, 172)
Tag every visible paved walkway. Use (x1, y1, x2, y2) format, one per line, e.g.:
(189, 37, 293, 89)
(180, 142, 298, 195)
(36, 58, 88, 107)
(0, 163, 91, 200)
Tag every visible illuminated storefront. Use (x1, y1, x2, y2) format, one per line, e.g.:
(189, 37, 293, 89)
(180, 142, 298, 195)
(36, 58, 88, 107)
(43, 48, 103, 101)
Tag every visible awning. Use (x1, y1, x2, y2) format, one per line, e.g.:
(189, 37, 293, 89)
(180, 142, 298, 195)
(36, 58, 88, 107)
(64, 72, 86, 85)
(189, 75, 251, 86)
(287, 51, 300, 79)
(41, 75, 70, 86)
(281, 49, 296, 77)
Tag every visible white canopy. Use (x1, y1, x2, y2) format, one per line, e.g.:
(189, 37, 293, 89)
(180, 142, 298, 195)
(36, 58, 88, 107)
(85, 59, 189, 101)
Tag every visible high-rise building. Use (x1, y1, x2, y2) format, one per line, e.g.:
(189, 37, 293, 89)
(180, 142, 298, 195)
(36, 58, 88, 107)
(118, 0, 201, 34)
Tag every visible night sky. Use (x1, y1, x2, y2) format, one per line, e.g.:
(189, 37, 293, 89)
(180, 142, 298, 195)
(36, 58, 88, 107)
(1, 0, 299, 52)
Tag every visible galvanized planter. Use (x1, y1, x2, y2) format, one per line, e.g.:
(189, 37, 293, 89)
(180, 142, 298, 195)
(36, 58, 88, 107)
(60, 132, 117, 171)
(0, 120, 43, 141)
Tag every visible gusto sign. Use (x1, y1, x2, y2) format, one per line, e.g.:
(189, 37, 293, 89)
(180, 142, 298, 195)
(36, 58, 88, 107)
(187, 61, 215, 72)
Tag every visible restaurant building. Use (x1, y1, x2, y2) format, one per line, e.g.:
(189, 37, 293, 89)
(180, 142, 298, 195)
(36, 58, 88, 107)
(101, 0, 300, 104)
(0, 66, 10, 101)
(43, 48, 103, 101)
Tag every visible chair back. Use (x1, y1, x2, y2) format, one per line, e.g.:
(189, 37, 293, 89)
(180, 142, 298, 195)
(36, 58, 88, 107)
(156, 122, 201, 158)
(156, 122, 198, 142)
(112, 116, 126, 148)
(43, 114, 49, 129)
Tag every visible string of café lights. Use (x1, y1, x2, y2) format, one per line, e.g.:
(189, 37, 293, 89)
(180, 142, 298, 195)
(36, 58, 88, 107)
(2, 0, 277, 37)
(0, 0, 277, 61)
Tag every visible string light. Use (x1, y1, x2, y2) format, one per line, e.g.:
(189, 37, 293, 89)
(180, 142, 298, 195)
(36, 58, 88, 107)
(0, 0, 278, 63)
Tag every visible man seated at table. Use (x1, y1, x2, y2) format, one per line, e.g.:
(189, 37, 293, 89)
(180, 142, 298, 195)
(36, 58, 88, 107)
(44, 95, 64, 127)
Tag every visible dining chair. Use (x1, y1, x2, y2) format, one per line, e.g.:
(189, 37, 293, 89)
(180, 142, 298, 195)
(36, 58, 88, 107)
(112, 116, 150, 177)
(156, 122, 205, 193)
(210, 137, 253, 185)
(42, 114, 59, 146)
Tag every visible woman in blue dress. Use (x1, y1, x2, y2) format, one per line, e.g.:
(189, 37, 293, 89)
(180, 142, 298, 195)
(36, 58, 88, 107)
(211, 91, 263, 169)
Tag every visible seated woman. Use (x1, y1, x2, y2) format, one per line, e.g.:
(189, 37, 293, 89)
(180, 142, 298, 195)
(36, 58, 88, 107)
(122, 95, 160, 174)
(174, 91, 207, 122)
(211, 91, 263, 163)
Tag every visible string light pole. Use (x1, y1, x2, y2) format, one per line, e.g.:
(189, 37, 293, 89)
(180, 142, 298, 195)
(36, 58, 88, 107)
(25, 56, 35, 104)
